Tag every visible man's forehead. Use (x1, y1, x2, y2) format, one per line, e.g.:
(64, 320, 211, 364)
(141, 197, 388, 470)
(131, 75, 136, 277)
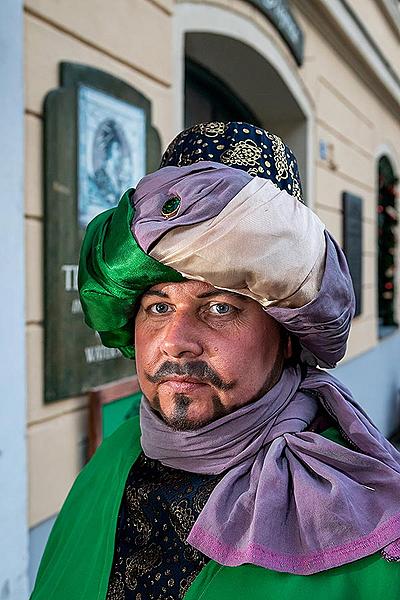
(147, 280, 213, 293)
(143, 280, 251, 302)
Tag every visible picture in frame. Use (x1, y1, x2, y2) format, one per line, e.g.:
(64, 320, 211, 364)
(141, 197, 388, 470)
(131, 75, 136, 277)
(78, 86, 146, 228)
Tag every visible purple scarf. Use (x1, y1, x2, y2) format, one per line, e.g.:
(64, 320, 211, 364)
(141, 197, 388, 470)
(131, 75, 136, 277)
(140, 365, 400, 574)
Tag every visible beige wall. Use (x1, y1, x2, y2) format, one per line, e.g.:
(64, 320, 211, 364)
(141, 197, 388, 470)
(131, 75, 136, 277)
(24, 0, 175, 527)
(346, 0, 400, 76)
(25, 0, 400, 527)
(293, 4, 400, 359)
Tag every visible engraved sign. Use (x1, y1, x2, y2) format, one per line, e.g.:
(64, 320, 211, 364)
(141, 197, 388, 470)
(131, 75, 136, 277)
(246, 0, 304, 65)
(342, 192, 363, 316)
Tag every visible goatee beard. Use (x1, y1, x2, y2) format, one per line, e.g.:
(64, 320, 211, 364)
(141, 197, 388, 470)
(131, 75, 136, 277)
(149, 392, 229, 431)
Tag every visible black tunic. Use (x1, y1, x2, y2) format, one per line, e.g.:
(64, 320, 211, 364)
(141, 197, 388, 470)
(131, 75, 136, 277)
(106, 452, 222, 600)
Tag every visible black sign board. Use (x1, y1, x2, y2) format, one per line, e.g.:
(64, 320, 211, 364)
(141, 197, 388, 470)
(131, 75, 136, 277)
(44, 62, 162, 402)
(342, 192, 363, 316)
(246, 0, 304, 65)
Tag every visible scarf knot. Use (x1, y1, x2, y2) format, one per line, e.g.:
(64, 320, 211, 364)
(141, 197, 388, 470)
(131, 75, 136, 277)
(140, 365, 400, 574)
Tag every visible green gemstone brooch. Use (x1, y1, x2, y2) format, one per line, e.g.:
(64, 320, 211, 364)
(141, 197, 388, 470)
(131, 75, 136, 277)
(161, 196, 181, 219)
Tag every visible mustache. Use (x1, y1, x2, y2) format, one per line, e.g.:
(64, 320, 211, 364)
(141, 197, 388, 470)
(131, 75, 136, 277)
(145, 361, 235, 391)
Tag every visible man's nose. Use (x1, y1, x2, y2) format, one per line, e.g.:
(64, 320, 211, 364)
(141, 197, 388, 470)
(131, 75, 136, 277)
(160, 312, 203, 358)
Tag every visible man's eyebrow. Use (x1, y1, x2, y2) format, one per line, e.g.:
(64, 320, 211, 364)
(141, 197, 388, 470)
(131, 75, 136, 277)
(196, 290, 251, 302)
(141, 290, 169, 299)
(141, 289, 251, 302)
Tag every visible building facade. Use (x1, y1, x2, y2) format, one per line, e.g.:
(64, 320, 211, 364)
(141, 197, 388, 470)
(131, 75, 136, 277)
(1, 0, 400, 597)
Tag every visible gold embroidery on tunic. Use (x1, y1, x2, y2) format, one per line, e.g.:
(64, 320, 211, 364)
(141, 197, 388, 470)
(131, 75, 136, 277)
(126, 485, 154, 545)
(169, 499, 195, 542)
(179, 572, 198, 597)
(107, 452, 222, 600)
(106, 572, 125, 600)
(193, 479, 219, 513)
(125, 543, 163, 591)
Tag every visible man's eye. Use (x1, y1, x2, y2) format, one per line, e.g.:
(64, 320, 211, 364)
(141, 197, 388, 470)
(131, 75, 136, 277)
(148, 303, 172, 314)
(208, 303, 234, 315)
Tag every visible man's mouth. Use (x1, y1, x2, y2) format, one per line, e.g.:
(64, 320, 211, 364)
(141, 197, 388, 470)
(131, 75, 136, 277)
(158, 376, 208, 392)
(146, 360, 235, 391)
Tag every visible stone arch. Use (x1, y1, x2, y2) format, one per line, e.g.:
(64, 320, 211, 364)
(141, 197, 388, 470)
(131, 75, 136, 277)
(173, 1, 314, 205)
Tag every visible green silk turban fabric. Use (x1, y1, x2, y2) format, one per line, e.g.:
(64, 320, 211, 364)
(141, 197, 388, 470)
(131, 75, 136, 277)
(78, 189, 183, 359)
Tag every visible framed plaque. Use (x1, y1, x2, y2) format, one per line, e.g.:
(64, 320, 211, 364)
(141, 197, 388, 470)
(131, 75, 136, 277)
(44, 62, 161, 402)
(88, 376, 141, 459)
(342, 192, 363, 316)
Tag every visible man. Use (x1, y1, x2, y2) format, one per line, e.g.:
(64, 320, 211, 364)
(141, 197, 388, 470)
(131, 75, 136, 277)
(31, 123, 400, 600)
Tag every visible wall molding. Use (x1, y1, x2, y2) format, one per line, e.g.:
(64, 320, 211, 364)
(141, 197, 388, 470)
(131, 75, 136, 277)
(294, 0, 400, 118)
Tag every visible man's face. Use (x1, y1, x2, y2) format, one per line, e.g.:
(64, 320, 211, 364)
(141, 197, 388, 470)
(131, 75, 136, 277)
(135, 280, 291, 430)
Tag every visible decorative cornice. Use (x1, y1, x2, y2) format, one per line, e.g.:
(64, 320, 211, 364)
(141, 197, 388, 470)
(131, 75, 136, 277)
(292, 0, 400, 117)
(376, 0, 400, 40)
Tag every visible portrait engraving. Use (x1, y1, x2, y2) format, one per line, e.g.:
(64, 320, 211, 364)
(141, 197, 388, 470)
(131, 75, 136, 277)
(78, 86, 146, 228)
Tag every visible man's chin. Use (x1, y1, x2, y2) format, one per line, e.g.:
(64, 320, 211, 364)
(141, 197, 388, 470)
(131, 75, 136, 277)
(163, 416, 212, 431)
(159, 404, 232, 431)
(159, 398, 214, 431)
(149, 391, 229, 431)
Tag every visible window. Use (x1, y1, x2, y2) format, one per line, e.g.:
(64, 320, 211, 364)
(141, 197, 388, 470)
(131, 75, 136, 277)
(377, 156, 399, 336)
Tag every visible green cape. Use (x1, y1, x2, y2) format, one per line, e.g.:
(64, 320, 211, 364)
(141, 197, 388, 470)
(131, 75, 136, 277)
(31, 418, 399, 600)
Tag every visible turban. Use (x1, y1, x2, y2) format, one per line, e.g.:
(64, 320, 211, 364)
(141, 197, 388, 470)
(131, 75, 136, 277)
(78, 122, 329, 360)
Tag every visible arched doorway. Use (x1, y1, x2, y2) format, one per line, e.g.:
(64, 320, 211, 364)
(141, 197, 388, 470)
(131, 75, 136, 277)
(377, 155, 398, 335)
(184, 32, 308, 199)
(185, 58, 260, 127)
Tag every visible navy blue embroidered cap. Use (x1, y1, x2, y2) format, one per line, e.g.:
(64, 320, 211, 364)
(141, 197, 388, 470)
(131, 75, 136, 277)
(160, 121, 304, 203)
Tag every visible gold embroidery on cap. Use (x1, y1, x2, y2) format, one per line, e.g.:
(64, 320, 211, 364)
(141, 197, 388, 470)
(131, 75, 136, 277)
(289, 160, 303, 202)
(192, 122, 226, 137)
(266, 132, 288, 181)
(161, 135, 180, 166)
(220, 139, 262, 167)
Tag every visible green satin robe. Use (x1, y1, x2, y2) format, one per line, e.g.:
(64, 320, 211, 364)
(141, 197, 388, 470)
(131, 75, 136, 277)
(30, 417, 399, 600)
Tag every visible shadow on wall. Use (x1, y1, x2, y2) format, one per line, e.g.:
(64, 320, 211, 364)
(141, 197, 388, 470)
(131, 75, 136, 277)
(335, 330, 400, 437)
